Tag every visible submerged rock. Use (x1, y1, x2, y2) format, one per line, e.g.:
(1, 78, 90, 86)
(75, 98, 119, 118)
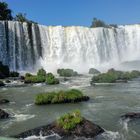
(121, 112, 140, 119)
(5, 79, 11, 83)
(0, 81, 5, 87)
(14, 118, 104, 139)
(0, 99, 10, 104)
(0, 109, 10, 119)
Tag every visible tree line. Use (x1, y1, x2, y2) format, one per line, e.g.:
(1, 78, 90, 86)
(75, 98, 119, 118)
(0, 2, 36, 23)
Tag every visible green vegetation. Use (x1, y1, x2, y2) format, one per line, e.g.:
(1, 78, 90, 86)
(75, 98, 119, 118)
(0, 2, 13, 20)
(57, 110, 83, 130)
(15, 13, 37, 24)
(57, 68, 79, 77)
(90, 18, 117, 28)
(9, 71, 19, 77)
(24, 75, 46, 83)
(46, 73, 59, 85)
(89, 68, 100, 74)
(90, 18, 107, 28)
(0, 2, 36, 24)
(15, 13, 28, 22)
(37, 68, 47, 77)
(35, 89, 87, 105)
(25, 69, 59, 84)
(91, 69, 140, 84)
(25, 68, 46, 83)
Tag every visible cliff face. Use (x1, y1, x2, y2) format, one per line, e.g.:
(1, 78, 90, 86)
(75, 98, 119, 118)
(0, 21, 140, 72)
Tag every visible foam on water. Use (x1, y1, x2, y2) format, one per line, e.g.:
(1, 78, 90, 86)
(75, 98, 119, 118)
(100, 130, 122, 140)
(22, 132, 61, 140)
(119, 118, 130, 132)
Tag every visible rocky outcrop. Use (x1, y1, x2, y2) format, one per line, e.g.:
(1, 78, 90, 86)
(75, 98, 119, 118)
(0, 99, 10, 104)
(121, 112, 140, 119)
(14, 118, 104, 139)
(0, 81, 5, 87)
(0, 109, 10, 119)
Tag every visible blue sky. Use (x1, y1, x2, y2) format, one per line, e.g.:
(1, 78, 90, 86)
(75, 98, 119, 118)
(4, 0, 140, 26)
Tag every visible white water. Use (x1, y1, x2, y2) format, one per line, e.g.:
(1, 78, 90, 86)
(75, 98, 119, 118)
(0, 21, 140, 72)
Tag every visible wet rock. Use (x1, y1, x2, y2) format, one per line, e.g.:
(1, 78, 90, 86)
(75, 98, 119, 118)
(0, 81, 5, 87)
(0, 109, 10, 119)
(5, 80, 11, 83)
(121, 112, 140, 119)
(14, 118, 104, 139)
(20, 76, 25, 80)
(0, 99, 10, 104)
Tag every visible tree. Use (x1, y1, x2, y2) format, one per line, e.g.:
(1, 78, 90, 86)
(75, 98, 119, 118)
(0, 2, 13, 20)
(90, 18, 107, 28)
(15, 13, 28, 22)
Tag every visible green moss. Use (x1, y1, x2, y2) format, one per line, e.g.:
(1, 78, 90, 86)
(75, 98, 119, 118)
(35, 89, 84, 105)
(57, 110, 83, 130)
(46, 73, 59, 85)
(57, 69, 78, 77)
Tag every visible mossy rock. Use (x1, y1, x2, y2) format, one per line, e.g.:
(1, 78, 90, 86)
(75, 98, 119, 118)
(57, 68, 79, 77)
(91, 68, 140, 84)
(35, 89, 89, 105)
(37, 68, 46, 77)
(14, 110, 104, 139)
(24, 75, 46, 83)
(46, 73, 59, 85)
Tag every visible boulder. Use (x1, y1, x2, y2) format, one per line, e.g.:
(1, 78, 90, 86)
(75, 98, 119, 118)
(0, 81, 5, 87)
(89, 68, 100, 75)
(5, 80, 11, 83)
(121, 112, 140, 119)
(0, 109, 10, 119)
(0, 99, 10, 104)
(14, 118, 104, 139)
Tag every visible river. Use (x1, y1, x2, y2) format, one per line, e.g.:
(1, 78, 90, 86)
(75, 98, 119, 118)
(0, 75, 140, 140)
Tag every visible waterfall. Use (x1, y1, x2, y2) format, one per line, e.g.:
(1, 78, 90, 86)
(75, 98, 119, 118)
(0, 21, 140, 72)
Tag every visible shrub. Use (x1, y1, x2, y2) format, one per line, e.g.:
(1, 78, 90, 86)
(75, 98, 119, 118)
(25, 73, 32, 77)
(10, 71, 19, 77)
(89, 68, 100, 74)
(24, 75, 46, 83)
(25, 71, 59, 84)
(35, 89, 86, 105)
(91, 73, 117, 83)
(57, 110, 83, 130)
(57, 69, 78, 77)
(91, 69, 140, 84)
(37, 68, 46, 77)
(46, 73, 59, 85)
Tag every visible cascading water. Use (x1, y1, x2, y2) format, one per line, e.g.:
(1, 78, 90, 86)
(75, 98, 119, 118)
(0, 21, 140, 72)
